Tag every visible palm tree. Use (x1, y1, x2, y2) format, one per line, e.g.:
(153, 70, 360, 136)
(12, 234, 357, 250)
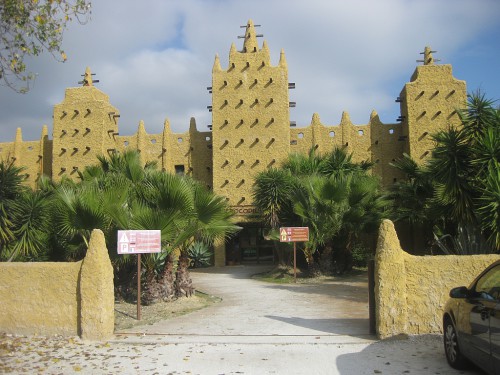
(6, 190, 53, 261)
(253, 168, 295, 229)
(252, 168, 296, 265)
(477, 165, 500, 249)
(390, 92, 500, 253)
(388, 154, 435, 252)
(293, 174, 347, 275)
(282, 147, 325, 175)
(253, 146, 386, 274)
(169, 179, 240, 297)
(0, 159, 26, 258)
(335, 173, 388, 271)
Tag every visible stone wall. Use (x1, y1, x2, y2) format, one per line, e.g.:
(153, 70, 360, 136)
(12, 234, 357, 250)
(374, 219, 499, 339)
(0, 230, 114, 340)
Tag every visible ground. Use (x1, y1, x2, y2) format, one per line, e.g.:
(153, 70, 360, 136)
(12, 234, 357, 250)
(114, 291, 221, 330)
(0, 266, 487, 374)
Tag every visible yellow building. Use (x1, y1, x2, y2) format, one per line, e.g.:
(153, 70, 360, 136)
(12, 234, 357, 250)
(0, 20, 466, 266)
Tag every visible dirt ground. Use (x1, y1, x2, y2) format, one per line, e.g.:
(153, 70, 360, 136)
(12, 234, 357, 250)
(114, 291, 221, 331)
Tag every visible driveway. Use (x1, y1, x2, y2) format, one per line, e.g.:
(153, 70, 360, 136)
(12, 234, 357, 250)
(118, 264, 372, 343)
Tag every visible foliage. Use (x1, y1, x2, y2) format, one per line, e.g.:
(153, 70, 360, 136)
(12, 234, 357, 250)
(388, 91, 500, 253)
(252, 146, 388, 274)
(0, 159, 26, 255)
(0, 0, 92, 92)
(188, 241, 213, 268)
(6, 190, 53, 261)
(433, 224, 492, 255)
(351, 241, 370, 267)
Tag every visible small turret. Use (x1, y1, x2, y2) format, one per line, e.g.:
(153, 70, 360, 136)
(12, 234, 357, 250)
(82, 67, 94, 87)
(279, 48, 287, 68)
(243, 19, 259, 53)
(419, 46, 437, 65)
(212, 54, 222, 73)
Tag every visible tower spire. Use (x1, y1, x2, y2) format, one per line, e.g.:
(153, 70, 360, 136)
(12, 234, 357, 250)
(82, 67, 94, 86)
(243, 19, 258, 53)
(418, 46, 439, 65)
(213, 53, 222, 72)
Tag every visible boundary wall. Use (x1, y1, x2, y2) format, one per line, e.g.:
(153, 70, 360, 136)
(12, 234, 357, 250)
(0, 230, 114, 340)
(375, 219, 499, 339)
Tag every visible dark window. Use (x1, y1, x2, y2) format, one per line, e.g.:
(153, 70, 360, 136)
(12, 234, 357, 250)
(175, 165, 185, 175)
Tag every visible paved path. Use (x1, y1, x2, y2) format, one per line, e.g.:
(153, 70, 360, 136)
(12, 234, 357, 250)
(117, 264, 373, 343)
(1, 265, 487, 374)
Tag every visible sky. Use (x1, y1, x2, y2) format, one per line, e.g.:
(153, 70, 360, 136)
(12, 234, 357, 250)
(1, 0, 500, 143)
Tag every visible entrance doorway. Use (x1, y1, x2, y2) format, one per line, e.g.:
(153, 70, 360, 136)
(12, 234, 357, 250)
(226, 223, 273, 264)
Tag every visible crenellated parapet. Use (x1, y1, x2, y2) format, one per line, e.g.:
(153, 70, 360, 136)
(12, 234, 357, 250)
(114, 117, 212, 185)
(290, 111, 405, 185)
(0, 126, 52, 189)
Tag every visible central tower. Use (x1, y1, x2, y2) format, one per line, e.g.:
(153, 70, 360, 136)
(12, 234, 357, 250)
(210, 20, 292, 220)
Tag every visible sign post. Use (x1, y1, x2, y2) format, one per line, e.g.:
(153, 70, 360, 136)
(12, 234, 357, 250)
(279, 227, 309, 283)
(117, 230, 161, 320)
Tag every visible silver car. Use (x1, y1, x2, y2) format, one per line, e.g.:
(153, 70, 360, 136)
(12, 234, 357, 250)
(443, 260, 500, 374)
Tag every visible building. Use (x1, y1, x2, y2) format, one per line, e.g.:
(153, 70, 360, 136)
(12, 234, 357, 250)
(0, 20, 466, 265)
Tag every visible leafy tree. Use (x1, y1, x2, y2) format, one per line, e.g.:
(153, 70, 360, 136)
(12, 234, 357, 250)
(389, 91, 500, 253)
(6, 189, 53, 261)
(0, 159, 26, 254)
(74, 150, 239, 303)
(293, 174, 347, 274)
(0, 0, 91, 92)
(0, 159, 55, 261)
(253, 146, 387, 275)
(388, 154, 436, 252)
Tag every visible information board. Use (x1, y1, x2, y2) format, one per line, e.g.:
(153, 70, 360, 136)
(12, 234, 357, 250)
(117, 230, 161, 254)
(279, 227, 309, 242)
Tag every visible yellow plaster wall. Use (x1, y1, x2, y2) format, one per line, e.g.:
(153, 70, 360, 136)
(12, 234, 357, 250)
(375, 220, 499, 339)
(0, 230, 114, 340)
(52, 84, 119, 181)
(400, 48, 466, 162)
(211, 20, 291, 222)
(0, 126, 52, 189)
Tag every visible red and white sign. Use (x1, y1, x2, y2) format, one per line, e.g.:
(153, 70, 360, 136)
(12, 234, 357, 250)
(279, 227, 309, 242)
(117, 230, 161, 254)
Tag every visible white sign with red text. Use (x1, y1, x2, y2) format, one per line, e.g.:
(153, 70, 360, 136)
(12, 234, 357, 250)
(117, 230, 161, 254)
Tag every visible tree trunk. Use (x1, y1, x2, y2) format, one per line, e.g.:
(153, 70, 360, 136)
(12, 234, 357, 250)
(158, 252, 175, 301)
(304, 248, 320, 277)
(319, 242, 333, 274)
(142, 269, 161, 305)
(174, 254, 194, 297)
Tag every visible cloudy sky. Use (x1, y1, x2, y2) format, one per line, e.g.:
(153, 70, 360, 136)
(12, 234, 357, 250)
(1, 0, 499, 143)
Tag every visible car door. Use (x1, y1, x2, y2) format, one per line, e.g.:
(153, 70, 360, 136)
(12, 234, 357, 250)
(467, 264, 500, 374)
(491, 299, 500, 375)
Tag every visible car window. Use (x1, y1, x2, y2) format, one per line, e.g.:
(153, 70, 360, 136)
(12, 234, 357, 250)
(474, 264, 500, 301)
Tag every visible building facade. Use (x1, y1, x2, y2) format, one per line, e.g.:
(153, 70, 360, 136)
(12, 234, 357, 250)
(0, 20, 466, 265)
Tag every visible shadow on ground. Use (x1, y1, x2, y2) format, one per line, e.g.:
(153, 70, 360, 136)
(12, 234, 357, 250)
(335, 335, 487, 375)
(265, 315, 370, 337)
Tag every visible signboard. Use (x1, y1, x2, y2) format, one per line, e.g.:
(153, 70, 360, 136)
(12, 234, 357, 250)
(230, 205, 260, 216)
(279, 227, 309, 242)
(117, 230, 161, 254)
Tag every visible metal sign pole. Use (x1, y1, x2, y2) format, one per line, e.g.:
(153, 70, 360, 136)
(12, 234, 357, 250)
(117, 230, 161, 321)
(294, 242, 297, 283)
(137, 253, 142, 320)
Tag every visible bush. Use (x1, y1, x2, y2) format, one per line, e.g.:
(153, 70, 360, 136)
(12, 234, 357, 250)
(188, 242, 213, 268)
